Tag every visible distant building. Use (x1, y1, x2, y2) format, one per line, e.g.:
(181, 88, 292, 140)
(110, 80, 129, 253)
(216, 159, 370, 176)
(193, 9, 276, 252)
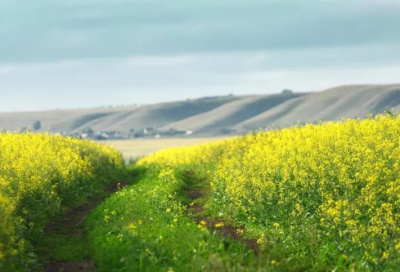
(282, 89, 293, 94)
(134, 128, 148, 138)
(146, 127, 155, 133)
(95, 133, 109, 140)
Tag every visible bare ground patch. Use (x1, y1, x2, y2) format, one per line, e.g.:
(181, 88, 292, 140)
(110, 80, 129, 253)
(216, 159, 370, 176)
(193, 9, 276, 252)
(41, 181, 130, 272)
(184, 170, 259, 254)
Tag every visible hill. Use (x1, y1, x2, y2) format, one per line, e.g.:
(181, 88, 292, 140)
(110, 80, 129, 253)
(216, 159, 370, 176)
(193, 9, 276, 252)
(1, 84, 400, 137)
(0, 106, 128, 132)
(71, 96, 240, 133)
(234, 84, 400, 132)
(160, 93, 304, 134)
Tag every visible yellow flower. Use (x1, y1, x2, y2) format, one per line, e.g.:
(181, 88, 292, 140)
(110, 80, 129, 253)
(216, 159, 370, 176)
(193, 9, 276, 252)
(382, 251, 389, 259)
(0, 132, 125, 267)
(135, 113, 400, 267)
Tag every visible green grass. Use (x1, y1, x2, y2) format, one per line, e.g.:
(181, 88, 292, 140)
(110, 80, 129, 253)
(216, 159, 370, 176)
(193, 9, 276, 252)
(31, 170, 134, 271)
(34, 234, 92, 262)
(85, 165, 263, 272)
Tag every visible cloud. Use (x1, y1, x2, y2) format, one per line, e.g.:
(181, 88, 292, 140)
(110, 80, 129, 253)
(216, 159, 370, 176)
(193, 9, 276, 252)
(1, 0, 400, 62)
(245, 53, 270, 67)
(239, 63, 400, 93)
(1, 44, 400, 111)
(125, 55, 198, 67)
(242, 71, 294, 81)
(0, 66, 16, 75)
(1, 1, 400, 111)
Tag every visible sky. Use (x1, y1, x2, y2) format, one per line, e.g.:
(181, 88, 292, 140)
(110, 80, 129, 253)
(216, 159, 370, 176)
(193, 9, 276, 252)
(1, 0, 400, 112)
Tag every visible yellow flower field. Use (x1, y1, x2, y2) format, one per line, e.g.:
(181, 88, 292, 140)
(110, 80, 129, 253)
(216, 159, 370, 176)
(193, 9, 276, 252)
(138, 114, 400, 270)
(0, 132, 124, 271)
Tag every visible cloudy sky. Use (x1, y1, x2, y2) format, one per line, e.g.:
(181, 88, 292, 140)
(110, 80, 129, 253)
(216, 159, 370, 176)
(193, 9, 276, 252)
(1, 0, 400, 111)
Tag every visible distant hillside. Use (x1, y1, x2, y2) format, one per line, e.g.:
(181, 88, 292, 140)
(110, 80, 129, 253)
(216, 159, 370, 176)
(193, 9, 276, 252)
(235, 84, 400, 132)
(0, 96, 239, 134)
(0, 106, 128, 132)
(160, 93, 304, 133)
(72, 96, 240, 133)
(1, 84, 400, 136)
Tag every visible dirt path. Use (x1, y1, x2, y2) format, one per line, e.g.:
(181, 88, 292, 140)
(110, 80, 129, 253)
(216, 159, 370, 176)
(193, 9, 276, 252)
(41, 181, 129, 272)
(184, 171, 259, 253)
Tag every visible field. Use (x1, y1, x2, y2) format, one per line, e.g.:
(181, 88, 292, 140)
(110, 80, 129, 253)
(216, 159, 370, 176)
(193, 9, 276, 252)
(2, 113, 400, 271)
(0, 133, 126, 271)
(104, 137, 230, 160)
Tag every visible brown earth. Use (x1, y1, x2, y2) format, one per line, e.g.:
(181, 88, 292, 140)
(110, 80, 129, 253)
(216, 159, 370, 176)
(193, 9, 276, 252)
(42, 181, 129, 272)
(45, 261, 95, 272)
(184, 170, 259, 254)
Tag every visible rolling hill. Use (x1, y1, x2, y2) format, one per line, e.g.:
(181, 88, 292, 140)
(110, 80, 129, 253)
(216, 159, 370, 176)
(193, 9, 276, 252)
(234, 84, 400, 132)
(159, 92, 304, 133)
(1, 84, 400, 136)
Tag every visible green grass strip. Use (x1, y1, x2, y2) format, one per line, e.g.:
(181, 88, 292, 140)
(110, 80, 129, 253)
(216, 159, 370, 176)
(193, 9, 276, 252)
(85, 165, 260, 272)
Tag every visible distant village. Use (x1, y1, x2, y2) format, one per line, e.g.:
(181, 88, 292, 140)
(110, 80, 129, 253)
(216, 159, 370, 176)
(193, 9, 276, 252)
(2, 121, 200, 140)
(2, 118, 276, 140)
(2, 124, 273, 140)
(67, 127, 196, 140)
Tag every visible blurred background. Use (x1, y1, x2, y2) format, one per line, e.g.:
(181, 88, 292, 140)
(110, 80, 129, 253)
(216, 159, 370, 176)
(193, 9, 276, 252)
(1, 0, 399, 110)
(1, 0, 400, 158)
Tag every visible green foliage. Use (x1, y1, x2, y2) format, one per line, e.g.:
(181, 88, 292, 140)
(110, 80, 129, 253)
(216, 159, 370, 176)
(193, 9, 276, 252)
(134, 114, 400, 271)
(35, 234, 92, 262)
(0, 133, 125, 271)
(85, 165, 262, 272)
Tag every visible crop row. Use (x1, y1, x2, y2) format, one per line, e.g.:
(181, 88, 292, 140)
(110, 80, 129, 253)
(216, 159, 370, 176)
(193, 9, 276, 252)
(138, 114, 400, 271)
(0, 133, 124, 271)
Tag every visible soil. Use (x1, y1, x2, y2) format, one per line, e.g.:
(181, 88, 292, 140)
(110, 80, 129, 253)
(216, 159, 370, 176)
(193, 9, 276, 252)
(186, 189, 204, 200)
(185, 170, 259, 254)
(45, 261, 95, 272)
(42, 181, 130, 272)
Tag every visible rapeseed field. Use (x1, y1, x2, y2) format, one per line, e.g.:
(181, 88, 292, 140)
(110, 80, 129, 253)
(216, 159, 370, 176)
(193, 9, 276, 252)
(3, 113, 400, 271)
(0, 132, 124, 271)
(136, 114, 400, 271)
